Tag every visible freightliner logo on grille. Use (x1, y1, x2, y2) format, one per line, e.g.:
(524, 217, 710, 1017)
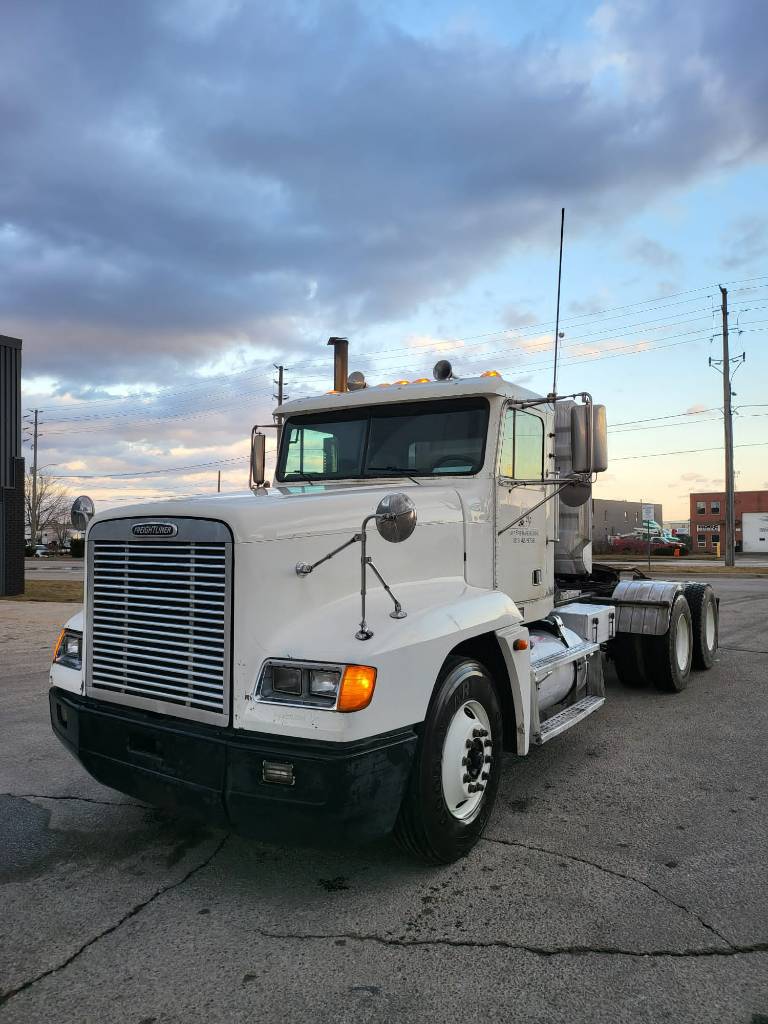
(131, 522, 178, 537)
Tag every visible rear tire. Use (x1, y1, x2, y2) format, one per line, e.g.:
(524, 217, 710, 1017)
(684, 583, 718, 669)
(394, 657, 503, 864)
(649, 595, 693, 692)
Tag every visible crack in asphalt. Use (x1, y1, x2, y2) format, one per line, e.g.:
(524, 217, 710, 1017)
(252, 927, 768, 959)
(719, 645, 768, 654)
(482, 834, 734, 949)
(1, 792, 147, 809)
(0, 833, 229, 1008)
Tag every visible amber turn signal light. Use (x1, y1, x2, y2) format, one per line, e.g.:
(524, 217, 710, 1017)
(53, 628, 66, 660)
(337, 665, 377, 712)
(513, 638, 529, 651)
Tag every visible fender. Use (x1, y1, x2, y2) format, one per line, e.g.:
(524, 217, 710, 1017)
(612, 579, 685, 636)
(239, 579, 528, 743)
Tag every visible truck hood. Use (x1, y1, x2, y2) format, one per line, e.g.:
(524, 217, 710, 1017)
(88, 482, 464, 545)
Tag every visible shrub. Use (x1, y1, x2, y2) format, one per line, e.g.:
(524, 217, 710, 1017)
(70, 537, 84, 558)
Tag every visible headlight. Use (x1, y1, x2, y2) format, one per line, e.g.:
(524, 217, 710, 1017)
(256, 660, 375, 712)
(53, 629, 82, 670)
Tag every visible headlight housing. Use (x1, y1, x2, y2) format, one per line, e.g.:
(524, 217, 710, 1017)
(53, 629, 82, 670)
(256, 660, 376, 712)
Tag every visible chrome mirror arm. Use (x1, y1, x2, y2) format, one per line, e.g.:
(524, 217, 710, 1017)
(295, 533, 361, 576)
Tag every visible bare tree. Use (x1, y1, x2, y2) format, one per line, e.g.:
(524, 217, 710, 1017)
(25, 471, 71, 544)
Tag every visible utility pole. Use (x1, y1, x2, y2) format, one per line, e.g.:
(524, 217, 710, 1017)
(273, 364, 286, 450)
(217, 469, 221, 494)
(720, 287, 736, 566)
(27, 409, 40, 544)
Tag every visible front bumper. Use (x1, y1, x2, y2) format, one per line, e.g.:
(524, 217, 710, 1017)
(50, 688, 418, 844)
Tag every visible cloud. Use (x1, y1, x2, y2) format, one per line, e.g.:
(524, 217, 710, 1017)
(626, 238, 680, 268)
(685, 403, 710, 414)
(722, 216, 768, 269)
(1, 0, 767, 390)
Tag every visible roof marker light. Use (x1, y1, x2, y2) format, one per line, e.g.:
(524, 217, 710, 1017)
(377, 382, 391, 387)
(394, 379, 409, 386)
(411, 378, 430, 384)
(481, 370, 501, 378)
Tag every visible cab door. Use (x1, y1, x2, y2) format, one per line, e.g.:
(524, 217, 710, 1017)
(496, 406, 551, 620)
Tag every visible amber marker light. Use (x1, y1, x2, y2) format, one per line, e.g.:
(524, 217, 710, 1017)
(411, 378, 430, 384)
(393, 379, 409, 386)
(513, 638, 529, 651)
(337, 665, 377, 712)
(481, 370, 501, 377)
(53, 629, 66, 660)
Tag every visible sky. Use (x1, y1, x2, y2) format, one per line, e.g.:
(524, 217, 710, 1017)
(2, 0, 767, 520)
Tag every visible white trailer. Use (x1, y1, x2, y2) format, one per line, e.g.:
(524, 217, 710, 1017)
(49, 362, 719, 863)
(742, 511, 768, 553)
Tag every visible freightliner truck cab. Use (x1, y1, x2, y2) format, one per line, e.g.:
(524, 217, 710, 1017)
(49, 364, 719, 862)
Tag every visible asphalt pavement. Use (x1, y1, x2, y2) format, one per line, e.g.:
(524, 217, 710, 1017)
(1, 578, 767, 1023)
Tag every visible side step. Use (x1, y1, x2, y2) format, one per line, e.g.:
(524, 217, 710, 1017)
(534, 696, 606, 745)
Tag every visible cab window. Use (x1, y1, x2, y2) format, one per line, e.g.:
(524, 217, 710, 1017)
(499, 409, 544, 479)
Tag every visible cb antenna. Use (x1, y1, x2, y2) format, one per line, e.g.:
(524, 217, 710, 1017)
(551, 207, 565, 398)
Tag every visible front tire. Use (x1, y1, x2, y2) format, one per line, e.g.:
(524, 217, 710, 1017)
(394, 657, 503, 864)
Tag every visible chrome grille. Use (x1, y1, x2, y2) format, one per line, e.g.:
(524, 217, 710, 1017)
(86, 520, 232, 725)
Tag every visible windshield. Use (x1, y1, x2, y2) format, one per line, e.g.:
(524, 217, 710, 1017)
(277, 398, 489, 481)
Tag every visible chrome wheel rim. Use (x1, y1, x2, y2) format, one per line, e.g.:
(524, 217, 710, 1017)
(676, 614, 692, 672)
(441, 699, 492, 822)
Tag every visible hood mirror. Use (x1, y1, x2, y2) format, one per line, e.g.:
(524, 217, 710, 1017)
(374, 492, 417, 543)
(249, 429, 266, 489)
(71, 495, 95, 531)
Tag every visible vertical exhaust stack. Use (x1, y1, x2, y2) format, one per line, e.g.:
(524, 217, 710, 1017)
(327, 337, 349, 392)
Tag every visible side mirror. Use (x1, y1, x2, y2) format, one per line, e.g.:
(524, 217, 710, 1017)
(71, 495, 95, 531)
(375, 492, 417, 543)
(570, 404, 608, 474)
(249, 429, 266, 489)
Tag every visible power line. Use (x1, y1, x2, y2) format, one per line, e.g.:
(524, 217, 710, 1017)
(612, 441, 768, 461)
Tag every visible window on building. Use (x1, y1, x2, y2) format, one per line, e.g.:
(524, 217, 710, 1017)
(696, 501, 706, 515)
(634, 511, 639, 523)
(712, 533, 720, 544)
(710, 500, 720, 514)
(624, 510, 628, 520)
(697, 534, 706, 547)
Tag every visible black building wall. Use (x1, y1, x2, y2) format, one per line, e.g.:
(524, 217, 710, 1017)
(0, 335, 24, 596)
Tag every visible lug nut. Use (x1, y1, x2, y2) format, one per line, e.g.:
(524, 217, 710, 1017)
(461, 756, 468, 766)
(476, 783, 485, 792)
(466, 740, 473, 749)
(479, 729, 489, 737)
(484, 755, 492, 764)
(472, 728, 482, 738)
(463, 773, 470, 783)
(481, 772, 489, 780)
(484, 739, 492, 748)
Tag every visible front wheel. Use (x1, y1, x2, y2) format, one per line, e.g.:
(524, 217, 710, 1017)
(394, 657, 503, 864)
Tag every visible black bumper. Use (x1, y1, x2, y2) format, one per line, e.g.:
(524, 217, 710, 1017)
(50, 688, 418, 844)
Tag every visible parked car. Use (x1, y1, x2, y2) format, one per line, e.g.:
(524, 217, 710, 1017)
(610, 534, 687, 556)
(34, 544, 50, 558)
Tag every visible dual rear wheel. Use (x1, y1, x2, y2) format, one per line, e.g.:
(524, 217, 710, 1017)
(612, 583, 718, 692)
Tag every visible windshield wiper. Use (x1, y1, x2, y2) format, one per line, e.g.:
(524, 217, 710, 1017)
(366, 466, 421, 486)
(286, 473, 318, 487)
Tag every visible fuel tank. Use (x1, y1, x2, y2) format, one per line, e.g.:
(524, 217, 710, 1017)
(529, 624, 588, 711)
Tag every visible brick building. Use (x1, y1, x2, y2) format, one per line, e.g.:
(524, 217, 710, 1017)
(592, 498, 663, 550)
(689, 490, 768, 553)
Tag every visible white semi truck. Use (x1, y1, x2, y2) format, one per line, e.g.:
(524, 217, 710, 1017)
(50, 360, 719, 862)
